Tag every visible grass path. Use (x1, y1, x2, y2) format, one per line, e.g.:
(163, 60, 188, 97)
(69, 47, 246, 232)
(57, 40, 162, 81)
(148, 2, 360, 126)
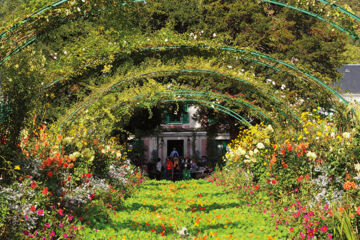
(83, 179, 288, 239)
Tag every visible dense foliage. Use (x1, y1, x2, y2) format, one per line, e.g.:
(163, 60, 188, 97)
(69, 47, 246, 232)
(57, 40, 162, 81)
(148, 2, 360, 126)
(0, 0, 360, 239)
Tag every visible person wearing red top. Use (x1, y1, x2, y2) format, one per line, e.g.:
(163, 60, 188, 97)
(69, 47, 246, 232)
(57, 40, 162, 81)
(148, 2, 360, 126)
(165, 156, 173, 180)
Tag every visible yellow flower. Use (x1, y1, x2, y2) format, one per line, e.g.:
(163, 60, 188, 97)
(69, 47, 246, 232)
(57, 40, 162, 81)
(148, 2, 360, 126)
(14, 165, 20, 170)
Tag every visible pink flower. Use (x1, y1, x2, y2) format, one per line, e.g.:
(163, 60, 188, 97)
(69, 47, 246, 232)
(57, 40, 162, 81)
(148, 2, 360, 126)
(68, 215, 73, 221)
(45, 223, 51, 228)
(327, 234, 333, 239)
(24, 215, 29, 220)
(50, 230, 55, 236)
(37, 209, 44, 216)
(58, 208, 63, 216)
(289, 227, 294, 232)
(59, 222, 63, 228)
(64, 233, 68, 238)
(320, 226, 328, 233)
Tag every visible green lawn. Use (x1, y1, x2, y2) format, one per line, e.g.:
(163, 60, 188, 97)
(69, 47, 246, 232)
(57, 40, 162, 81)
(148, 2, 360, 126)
(82, 179, 289, 240)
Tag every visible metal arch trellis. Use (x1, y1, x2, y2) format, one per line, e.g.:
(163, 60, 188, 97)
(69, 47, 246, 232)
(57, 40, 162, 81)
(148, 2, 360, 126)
(59, 96, 252, 136)
(43, 44, 349, 108)
(0, 0, 147, 66)
(105, 90, 277, 125)
(137, 45, 349, 105)
(317, 0, 360, 22)
(1, 0, 360, 67)
(57, 69, 300, 134)
(0, 0, 147, 40)
(95, 69, 299, 122)
(261, 0, 360, 42)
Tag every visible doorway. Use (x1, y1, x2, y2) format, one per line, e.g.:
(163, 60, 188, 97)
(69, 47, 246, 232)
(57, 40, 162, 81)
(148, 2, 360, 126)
(167, 140, 184, 157)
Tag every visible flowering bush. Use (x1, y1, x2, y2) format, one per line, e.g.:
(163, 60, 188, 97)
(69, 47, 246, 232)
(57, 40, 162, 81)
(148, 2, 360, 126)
(223, 107, 360, 238)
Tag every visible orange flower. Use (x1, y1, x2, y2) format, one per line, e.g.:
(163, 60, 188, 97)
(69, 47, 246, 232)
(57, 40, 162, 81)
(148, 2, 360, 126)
(338, 207, 345, 213)
(270, 155, 277, 165)
(344, 181, 356, 190)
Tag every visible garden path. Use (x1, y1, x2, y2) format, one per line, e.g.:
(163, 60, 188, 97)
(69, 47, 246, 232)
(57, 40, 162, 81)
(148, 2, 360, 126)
(83, 179, 288, 239)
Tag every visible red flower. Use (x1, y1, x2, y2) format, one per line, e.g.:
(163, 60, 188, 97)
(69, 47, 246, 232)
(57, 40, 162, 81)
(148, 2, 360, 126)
(305, 174, 310, 180)
(30, 206, 36, 212)
(271, 179, 277, 185)
(281, 149, 286, 156)
(297, 175, 303, 182)
(42, 187, 48, 195)
(287, 144, 293, 151)
(356, 206, 360, 216)
(30, 181, 37, 189)
(255, 184, 260, 190)
(47, 171, 53, 177)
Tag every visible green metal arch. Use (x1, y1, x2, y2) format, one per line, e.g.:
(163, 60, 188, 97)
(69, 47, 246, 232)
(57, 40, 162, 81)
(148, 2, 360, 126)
(137, 45, 349, 105)
(58, 69, 300, 133)
(43, 44, 348, 108)
(0, 0, 147, 40)
(60, 95, 252, 135)
(102, 69, 298, 122)
(317, 0, 360, 22)
(0, 0, 70, 40)
(261, 0, 360, 41)
(106, 90, 276, 125)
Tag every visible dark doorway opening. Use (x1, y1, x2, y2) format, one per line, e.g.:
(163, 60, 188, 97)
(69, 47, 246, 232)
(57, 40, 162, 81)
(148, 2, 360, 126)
(167, 140, 184, 157)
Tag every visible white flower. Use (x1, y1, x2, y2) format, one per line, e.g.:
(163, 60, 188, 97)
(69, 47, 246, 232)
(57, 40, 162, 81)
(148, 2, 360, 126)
(249, 150, 254, 156)
(147, 38, 150, 41)
(250, 158, 256, 163)
(306, 151, 317, 160)
(256, 142, 265, 149)
(354, 163, 360, 172)
(64, 50, 67, 55)
(82, 0, 85, 2)
(236, 147, 246, 155)
(244, 159, 251, 163)
(227, 65, 233, 69)
(266, 125, 274, 133)
(213, 33, 216, 37)
(342, 132, 351, 139)
(116, 152, 122, 158)
(265, 138, 270, 145)
(164, 38, 168, 42)
(254, 148, 259, 154)
(281, 84, 286, 90)
(77, 7, 81, 12)
(178, 227, 188, 236)
(194, 35, 197, 39)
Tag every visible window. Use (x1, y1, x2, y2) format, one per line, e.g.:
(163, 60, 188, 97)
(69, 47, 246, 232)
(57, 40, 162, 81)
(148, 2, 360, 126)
(163, 104, 189, 124)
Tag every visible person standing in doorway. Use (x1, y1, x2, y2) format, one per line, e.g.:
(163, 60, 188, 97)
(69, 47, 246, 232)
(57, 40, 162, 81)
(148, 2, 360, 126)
(170, 147, 179, 159)
(165, 156, 173, 181)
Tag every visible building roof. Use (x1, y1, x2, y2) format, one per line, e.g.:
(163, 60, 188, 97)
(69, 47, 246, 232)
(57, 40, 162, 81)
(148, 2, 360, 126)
(337, 64, 360, 93)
